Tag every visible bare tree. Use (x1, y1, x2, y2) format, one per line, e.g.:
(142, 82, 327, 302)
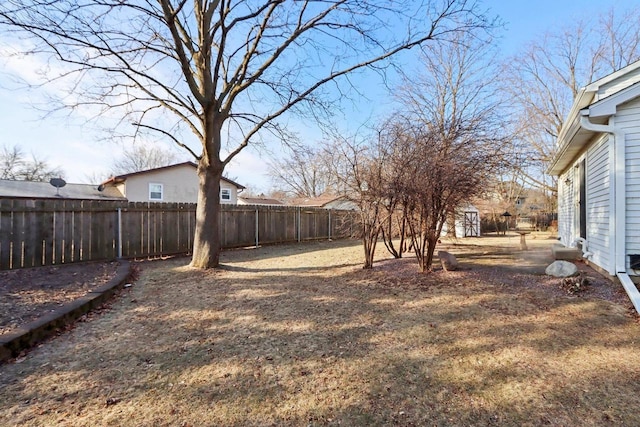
(324, 131, 388, 269)
(395, 32, 508, 272)
(504, 5, 640, 198)
(111, 144, 180, 175)
(268, 141, 335, 198)
(0, 0, 495, 268)
(376, 118, 413, 259)
(1, 144, 63, 181)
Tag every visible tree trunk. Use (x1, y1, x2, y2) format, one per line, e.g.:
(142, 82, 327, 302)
(362, 222, 378, 269)
(190, 161, 223, 268)
(423, 235, 439, 272)
(189, 108, 227, 269)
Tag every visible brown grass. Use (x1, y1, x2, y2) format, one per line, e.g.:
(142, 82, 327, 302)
(1, 235, 640, 426)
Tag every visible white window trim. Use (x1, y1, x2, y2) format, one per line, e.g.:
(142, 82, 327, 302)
(149, 183, 163, 201)
(220, 188, 231, 201)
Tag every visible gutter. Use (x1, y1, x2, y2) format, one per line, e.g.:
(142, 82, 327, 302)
(580, 111, 640, 313)
(617, 273, 640, 314)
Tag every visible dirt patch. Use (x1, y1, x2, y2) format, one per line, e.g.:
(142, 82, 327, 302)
(0, 262, 122, 335)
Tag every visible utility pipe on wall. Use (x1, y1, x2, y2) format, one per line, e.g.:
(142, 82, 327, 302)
(579, 113, 626, 274)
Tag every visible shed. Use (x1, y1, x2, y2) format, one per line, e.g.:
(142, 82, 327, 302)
(455, 205, 480, 237)
(441, 205, 480, 238)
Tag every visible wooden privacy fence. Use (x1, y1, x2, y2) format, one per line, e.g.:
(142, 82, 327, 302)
(0, 199, 358, 270)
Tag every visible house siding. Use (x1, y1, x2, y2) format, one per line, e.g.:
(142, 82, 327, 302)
(558, 169, 575, 247)
(597, 67, 640, 100)
(118, 164, 239, 204)
(617, 98, 640, 270)
(124, 164, 200, 203)
(585, 134, 611, 272)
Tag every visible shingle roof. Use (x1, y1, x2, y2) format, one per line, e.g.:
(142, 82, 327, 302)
(0, 179, 126, 200)
(238, 196, 283, 205)
(290, 194, 345, 207)
(101, 161, 246, 189)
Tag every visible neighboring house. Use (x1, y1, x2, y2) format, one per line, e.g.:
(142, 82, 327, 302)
(290, 193, 358, 210)
(0, 179, 125, 201)
(99, 162, 245, 204)
(549, 60, 640, 311)
(237, 196, 283, 206)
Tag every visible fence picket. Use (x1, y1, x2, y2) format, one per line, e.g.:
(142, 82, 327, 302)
(0, 199, 14, 269)
(0, 199, 356, 270)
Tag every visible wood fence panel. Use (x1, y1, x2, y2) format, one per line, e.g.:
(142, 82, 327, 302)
(91, 201, 114, 261)
(0, 199, 357, 270)
(257, 206, 298, 245)
(332, 210, 355, 238)
(37, 199, 53, 267)
(174, 203, 193, 253)
(76, 201, 90, 262)
(89, 201, 101, 260)
(299, 210, 317, 241)
(139, 203, 149, 257)
(18, 200, 33, 268)
(161, 203, 173, 254)
(52, 199, 65, 265)
(72, 201, 83, 262)
(13, 200, 26, 268)
(185, 203, 196, 253)
(258, 207, 277, 244)
(0, 199, 14, 269)
(152, 204, 162, 255)
(124, 203, 143, 258)
(220, 206, 255, 248)
(148, 204, 158, 256)
(60, 200, 73, 263)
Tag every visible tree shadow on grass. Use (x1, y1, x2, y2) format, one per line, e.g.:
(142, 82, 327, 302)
(1, 249, 639, 426)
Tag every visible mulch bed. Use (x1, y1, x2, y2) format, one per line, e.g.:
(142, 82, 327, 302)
(0, 262, 122, 336)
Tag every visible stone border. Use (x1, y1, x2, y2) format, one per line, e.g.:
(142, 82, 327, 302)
(0, 261, 133, 364)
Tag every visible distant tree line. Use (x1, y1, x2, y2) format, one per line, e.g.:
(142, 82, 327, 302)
(0, 144, 63, 182)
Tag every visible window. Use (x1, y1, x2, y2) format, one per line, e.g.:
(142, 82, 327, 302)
(220, 188, 231, 201)
(149, 183, 163, 201)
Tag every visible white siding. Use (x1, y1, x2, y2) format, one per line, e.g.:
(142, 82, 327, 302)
(585, 134, 610, 271)
(617, 98, 640, 269)
(558, 169, 575, 247)
(597, 67, 640, 100)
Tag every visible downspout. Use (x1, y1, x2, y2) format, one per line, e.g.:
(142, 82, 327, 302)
(572, 237, 593, 259)
(580, 112, 640, 313)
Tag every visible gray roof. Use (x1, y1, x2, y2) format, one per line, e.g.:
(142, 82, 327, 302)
(238, 196, 283, 205)
(102, 161, 246, 190)
(0, 179, 126, 200)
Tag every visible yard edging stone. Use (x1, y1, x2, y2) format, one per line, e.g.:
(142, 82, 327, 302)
(0, 261, 133, 364)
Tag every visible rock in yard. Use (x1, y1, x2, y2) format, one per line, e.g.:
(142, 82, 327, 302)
(545, 260, 578, 278)
(438, 251, 459, 271)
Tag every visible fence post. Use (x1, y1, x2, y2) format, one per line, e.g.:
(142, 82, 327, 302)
(297, 207, 301, 242)
(255, 208, 259, 248)
(117, 208, 123, 259)
(328, 209, 332, 240)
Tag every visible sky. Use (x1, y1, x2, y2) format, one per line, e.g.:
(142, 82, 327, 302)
(0, 0, 637, 193)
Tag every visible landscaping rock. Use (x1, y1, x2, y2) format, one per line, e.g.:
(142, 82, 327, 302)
(545, 260, 578, 278)
(438, 251, 459, 271)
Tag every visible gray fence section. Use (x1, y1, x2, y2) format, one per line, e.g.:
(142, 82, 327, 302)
(0, 199, 357, 270)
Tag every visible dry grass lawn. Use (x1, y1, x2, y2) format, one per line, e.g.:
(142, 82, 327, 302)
(2, 235, 640, 426)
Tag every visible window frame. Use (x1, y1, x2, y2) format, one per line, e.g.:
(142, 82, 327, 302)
(220, 188, 231, 201)
(149, 183, 164, 201)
